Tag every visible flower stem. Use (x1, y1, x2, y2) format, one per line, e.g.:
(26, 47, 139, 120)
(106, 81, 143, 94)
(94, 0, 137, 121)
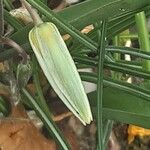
(20, 0, 43, 25)
(135, 11, 150, 71)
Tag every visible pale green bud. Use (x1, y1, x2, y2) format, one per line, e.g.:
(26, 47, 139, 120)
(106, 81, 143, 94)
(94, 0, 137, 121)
(29, 22, 93, 125)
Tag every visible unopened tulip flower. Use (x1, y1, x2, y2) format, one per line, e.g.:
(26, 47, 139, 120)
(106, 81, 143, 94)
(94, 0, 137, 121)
(22, 0, 93, 125)
(29, 22, 93, 125)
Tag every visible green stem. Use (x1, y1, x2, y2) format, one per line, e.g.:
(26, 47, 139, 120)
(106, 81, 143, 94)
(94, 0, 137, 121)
(113, 36, 119, 47)
(106, 46, 150, 60)
(74, 55, 150, 80)
(0, 0, 4, 37)
(103, 120, 113, 148)
(21, 0, 43, 25)
(119, 34, 138, 39)
(22, 88, 70, 150)
(112, 36, 121, 80)
(97, 20, 107, 150)
(135, 11, 150, 71)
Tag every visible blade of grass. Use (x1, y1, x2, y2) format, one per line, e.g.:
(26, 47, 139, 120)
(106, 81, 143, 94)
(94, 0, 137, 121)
(112, 36, 121, 80)
(0, 0, 4, 37)
(107, 46, 150, 60)
(103, 120, 113, 148)
(116, 60, 142, 67)
(104, 61, 150, 80)
(32, 57, 71, 148)
(88, 87, 150, 129)
(80, 72, 150, 102)
(74, 55, 150, 79)
(3, 0, 14, 11)
(22, 88, 70, 150)
(97, 20, 107, 150)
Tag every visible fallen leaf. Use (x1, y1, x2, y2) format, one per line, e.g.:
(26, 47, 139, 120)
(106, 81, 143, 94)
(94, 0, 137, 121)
(128, 125, 150, 144)
(0, 105, 56, 150)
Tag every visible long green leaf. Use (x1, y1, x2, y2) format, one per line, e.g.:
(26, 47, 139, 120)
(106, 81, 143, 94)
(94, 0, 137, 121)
(74, 55, 150, 79)
(59, 0, 150, 29)
(22, 88, 70, 150)
(80, 72, 150, 102)
(107, 46, 150, 60)
(96, 20, 107, 150)
(88, 87, 150, 129)
(104, 61, 150, 79)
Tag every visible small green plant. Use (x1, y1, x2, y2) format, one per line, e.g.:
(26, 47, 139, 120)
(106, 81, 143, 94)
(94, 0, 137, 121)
(1, 0, 150, 149)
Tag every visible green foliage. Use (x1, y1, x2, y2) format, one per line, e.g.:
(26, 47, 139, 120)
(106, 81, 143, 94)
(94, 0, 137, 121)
(0, 96, 9, 115)
(1, 0, 150, 149)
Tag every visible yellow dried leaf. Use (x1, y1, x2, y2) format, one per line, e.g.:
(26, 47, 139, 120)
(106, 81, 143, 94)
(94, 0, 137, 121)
(128, 125, 150, 144)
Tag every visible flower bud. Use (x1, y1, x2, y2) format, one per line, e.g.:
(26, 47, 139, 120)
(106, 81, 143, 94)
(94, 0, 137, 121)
(29, 22, 93, 125)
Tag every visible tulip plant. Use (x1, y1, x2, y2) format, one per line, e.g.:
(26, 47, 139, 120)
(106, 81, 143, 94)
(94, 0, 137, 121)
(1, 0, 150, 149)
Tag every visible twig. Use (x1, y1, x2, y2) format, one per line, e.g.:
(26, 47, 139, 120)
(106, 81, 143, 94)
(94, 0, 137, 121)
(53, 112, 72, 122)
(20, 0, 43, 25)
(0, 37, 28, 64)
